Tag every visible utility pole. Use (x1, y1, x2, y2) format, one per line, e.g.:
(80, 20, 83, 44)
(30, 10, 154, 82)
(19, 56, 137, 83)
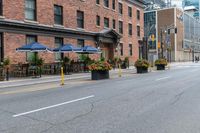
(160, 29, 164, 58)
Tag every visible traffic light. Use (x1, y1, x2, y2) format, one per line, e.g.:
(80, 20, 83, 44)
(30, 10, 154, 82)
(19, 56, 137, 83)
(175, 28, 177, 34)
(168, 29, 170, 34)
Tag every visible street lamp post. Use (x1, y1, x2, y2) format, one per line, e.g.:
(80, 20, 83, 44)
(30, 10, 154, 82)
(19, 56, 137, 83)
(138, 40, 143, 59)
(161, 29, 164, 58)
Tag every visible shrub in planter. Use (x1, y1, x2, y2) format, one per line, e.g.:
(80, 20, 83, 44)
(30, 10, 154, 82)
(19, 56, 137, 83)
(134, 59, 150, 73)
(3, 58, 10, 81)
(88, 61, 112, 80)
(62, 57, 71, 74)
(122, 57, 129, 69)
(0, 62, 4, 81)
(155, 58, 168, 70)
(113, 57, 122, 69)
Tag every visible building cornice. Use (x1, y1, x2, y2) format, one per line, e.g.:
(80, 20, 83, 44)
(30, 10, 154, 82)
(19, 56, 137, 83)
(0, 19, 121, 44)
(0, 19, 97, 40)
(126, 0, 145, 9)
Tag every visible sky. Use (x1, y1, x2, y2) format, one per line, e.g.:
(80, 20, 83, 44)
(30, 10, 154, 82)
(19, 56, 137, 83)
(171, 0, 183, 8)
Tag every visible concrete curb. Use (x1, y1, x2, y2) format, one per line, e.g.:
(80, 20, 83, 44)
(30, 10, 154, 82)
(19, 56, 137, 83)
(0, 69, 136, 89)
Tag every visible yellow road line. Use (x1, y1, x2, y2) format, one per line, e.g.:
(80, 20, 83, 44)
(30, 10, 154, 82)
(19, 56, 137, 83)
(0, 84, 60, 95)
(0, 80, 93, 95)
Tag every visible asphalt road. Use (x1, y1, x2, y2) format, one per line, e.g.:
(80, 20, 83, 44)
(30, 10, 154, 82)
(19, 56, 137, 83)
(1, 63, 200, 133)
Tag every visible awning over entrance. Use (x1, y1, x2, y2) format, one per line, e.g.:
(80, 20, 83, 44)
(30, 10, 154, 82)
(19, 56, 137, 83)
(96, 29, 122, 47)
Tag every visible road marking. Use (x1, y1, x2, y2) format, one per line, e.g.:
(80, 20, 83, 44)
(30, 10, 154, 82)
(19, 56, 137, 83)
(0, 84, 59, 95)
(13, 95, 95, 118)
(155, 76, 171, 81)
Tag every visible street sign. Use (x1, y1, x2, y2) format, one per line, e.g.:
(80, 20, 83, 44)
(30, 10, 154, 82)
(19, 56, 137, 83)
(158, 42, 161, 49)
(152, 34, 155, 42)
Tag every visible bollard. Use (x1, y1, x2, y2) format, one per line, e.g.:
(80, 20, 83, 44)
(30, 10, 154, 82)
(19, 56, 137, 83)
(61, 67, 64, 86)
(118, 64, 122, 77)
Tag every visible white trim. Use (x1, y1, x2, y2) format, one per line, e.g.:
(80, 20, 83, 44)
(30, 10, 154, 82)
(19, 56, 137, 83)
(174, 8, 177, 61)
(156, 10, 158, 57)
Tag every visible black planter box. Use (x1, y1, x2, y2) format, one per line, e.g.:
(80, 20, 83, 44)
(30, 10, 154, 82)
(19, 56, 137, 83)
(156, 65, 165, 70)
(0, 76, 4, 81)
(136, 67, 148, 74)
(91, 70, 109, 80)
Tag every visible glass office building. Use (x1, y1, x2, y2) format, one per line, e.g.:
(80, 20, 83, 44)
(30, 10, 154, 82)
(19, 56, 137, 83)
(184, 12, 200, 51)
(183, 0, 200, 18)
(144, 11, 157, 49)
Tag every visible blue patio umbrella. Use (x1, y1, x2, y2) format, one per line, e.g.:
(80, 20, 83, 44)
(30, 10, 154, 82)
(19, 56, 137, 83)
(16, 42, 51, 77)
(53, 44, 82, 75)
(53, 44, 82, 53)
(77, 46, 101, 54)
(16, 42, 51, 52)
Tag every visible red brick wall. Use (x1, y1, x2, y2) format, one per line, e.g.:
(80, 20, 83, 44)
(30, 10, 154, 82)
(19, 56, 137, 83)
(2, 0, 144, 64)
(4, 33, 26, 64)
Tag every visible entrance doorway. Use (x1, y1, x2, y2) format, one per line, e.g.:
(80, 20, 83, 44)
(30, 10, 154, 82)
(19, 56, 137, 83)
(101, 43, 114, 61)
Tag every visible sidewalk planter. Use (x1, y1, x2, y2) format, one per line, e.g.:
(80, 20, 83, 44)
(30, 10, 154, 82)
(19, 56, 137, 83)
(156, 64, 165, 70)
(0, 76, 4, 81)
(91, 70, 109, 80)
(136, 67, 148, 73)
(0, 63, 5, 81)
(88, 61, 112, 80)
(155, 59, 168, 71)
(134, 59, 150, 74)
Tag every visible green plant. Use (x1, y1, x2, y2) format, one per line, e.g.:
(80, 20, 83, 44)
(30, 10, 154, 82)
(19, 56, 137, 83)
(30, 53, 39, 64)
(88, 61, 112, 71)
(62, 56, 71, 65)
(100, 57, 105, 62)
(114, 57, 122, 64)
(79, 54, 91, 64)
(0, 62, 3, 68)
(124, 57, 129, 63)
(36, 58, 44, 67)
(124, 57, 129, 66)
(30, 53, 44, 66)
(134, 59, 150, 68)
(3, 58, 10, 67)
(155, 58, 168, 66)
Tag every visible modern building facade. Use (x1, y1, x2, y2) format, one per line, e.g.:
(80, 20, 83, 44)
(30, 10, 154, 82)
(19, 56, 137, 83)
(145, 7, 200, 62)
(183, 0, 200, 19)
(0, 0, 144, 65)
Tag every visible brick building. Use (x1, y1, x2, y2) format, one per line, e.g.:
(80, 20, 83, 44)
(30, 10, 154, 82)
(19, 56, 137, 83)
(145, 7, 200, 62)
(0, 0, 144, 65)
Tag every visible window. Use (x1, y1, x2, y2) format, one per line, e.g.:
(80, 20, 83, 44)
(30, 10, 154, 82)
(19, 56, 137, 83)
(26, 35, 37, 61)
(137, 26, 140, 37)
(137, 10, 140, 20)
(128, 23, 132, 36)
(118, 3, 123, 15)
(25, 0, 36, 21)
(119, 21, 123, 34)
(104, 17, 109, 28)
(0, 33, 3, 63)
(112, 19, 116, 29)
(128, 6, 132, 17)
(54, 5, 63, 25)
(104, 0, 109, 8)
(96, 0, 100, 4)
(77, 11, 84, 28)
(112, 0, 115, 10)
(96, 15, 100, 26)
(55, 37, 63, 61)
(77, 39, 85, 47)
(120, 43, 123, 56)
(129, 44, 133, 56)
(0, 0, 3, 16)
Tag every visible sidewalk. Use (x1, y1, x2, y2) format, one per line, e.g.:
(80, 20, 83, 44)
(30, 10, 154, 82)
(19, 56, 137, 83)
(0, 68, 136, 89)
